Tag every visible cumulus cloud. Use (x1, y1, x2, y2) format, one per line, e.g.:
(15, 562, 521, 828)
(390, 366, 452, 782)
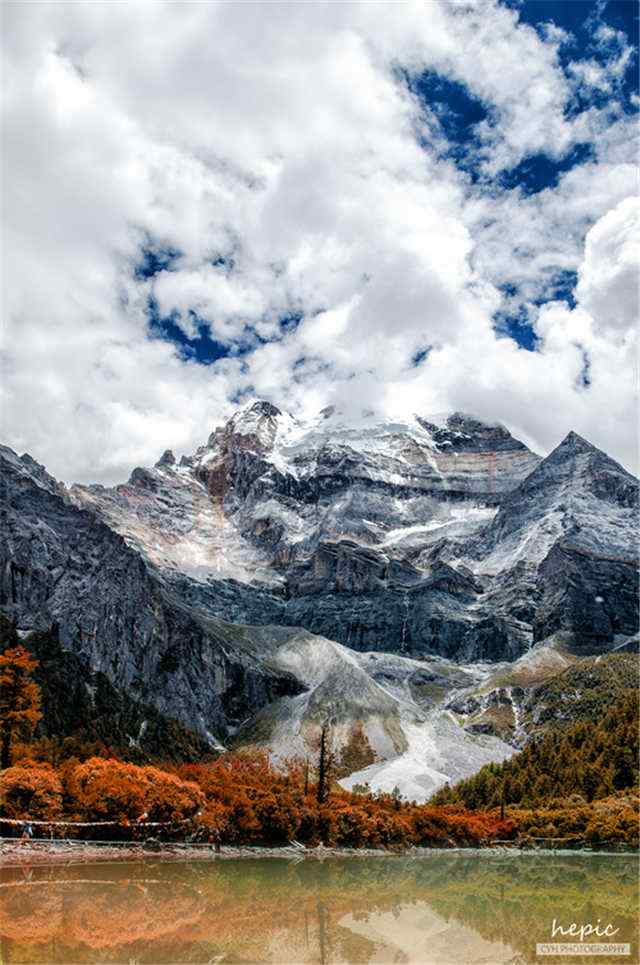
(576, 196, 639, 337)
(0, 0, 637, 483)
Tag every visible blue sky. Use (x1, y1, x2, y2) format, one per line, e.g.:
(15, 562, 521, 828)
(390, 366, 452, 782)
(3, 0, 638, 482)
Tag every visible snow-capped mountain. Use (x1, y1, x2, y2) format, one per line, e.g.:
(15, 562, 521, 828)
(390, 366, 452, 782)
(1, 402, 638, 798)
(70, 400, 637, 659)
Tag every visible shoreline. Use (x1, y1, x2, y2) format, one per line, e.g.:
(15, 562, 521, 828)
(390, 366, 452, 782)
(2, 841, 637, 867)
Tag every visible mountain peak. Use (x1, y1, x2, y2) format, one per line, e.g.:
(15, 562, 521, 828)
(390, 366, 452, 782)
(229, 399, 282, 421)
(204, 398, 289, 455)
(416, 411, 530, 454)
(547, 431, 636, 483)
(245, 399, 282, 418)
(225, 399, 284, 433)
(0, 445, 65, 497)
(156, 449, 176, 468)
(555, 430, 597, 456)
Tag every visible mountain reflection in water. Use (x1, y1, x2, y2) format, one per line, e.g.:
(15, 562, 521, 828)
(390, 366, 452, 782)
(1, 853, 638, 964)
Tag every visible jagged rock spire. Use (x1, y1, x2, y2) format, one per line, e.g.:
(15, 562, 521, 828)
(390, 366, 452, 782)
(156, 449, 176, 468)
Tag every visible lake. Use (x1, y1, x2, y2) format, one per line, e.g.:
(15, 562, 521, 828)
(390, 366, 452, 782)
(1, 852, 638, 964)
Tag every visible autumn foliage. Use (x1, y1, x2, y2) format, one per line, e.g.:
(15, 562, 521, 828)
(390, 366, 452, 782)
(0, 762, 63, 818)
(0, 747, 540, 847)
(0, 744, 637, 847)
(68, 757, 205, 822)
(0, 645, 42, 768)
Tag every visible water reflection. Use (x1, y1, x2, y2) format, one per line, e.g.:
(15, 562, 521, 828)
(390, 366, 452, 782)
(1, 853, 637, 964)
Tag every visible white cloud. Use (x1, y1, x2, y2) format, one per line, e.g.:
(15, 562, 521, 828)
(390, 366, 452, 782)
(0, 0, 637, 483)
(576, 196, 639, 337)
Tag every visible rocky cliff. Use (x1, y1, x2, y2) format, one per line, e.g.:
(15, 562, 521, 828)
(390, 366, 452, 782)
(1, 444, 302, 747)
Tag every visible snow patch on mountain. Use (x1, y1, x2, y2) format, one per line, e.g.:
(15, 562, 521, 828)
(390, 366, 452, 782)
(382, 505, 497, 548)
(339, 710, 513, 802)
(469, 510, 566, 576)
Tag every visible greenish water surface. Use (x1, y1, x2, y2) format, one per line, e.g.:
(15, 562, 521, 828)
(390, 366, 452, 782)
(1, 852, 638, 964)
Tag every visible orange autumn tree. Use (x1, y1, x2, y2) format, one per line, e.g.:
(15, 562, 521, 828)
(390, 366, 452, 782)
(0, 762, 63, 818)
(0, 646, 42, 769)
(69, 757, 205, 822)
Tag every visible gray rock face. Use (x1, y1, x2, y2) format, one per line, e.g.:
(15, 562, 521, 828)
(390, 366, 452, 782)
(0, 445, 302, 745)
(68, 403, 638, 662)
(458, 431, 639, 648)
(1, 403, 638, 767)
(0, 617, 213, 762)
